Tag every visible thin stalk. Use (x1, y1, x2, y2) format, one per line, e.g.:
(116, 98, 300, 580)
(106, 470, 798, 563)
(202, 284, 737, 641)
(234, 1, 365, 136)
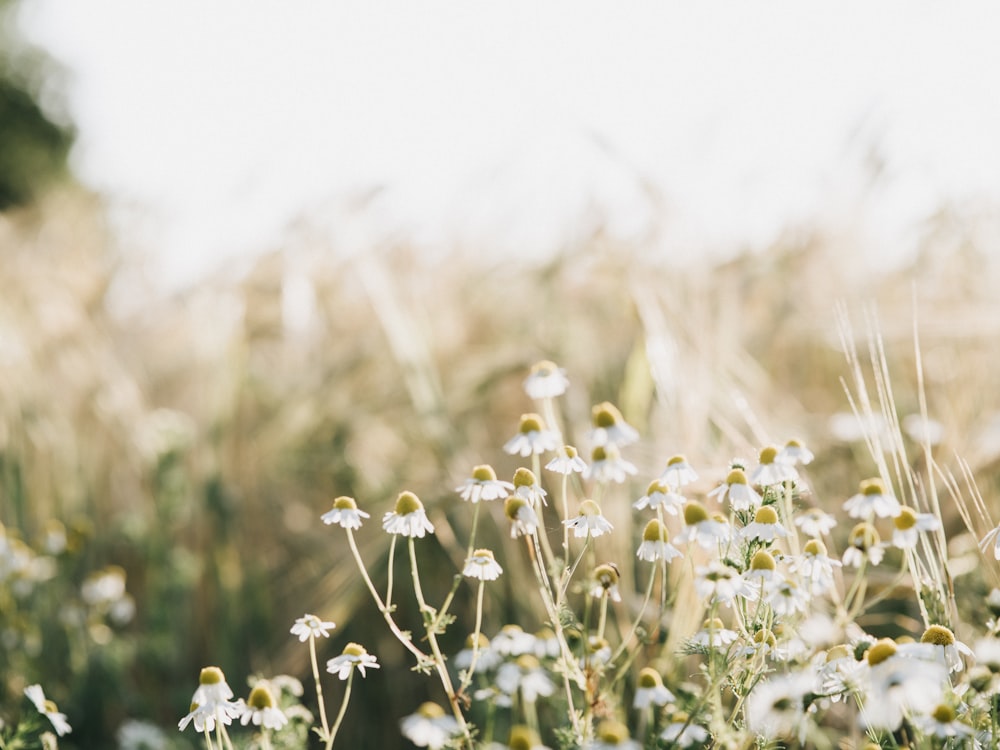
(309, 635, 331, 741)
(325, 670, 354, 750)
(458, 580, 487, 696)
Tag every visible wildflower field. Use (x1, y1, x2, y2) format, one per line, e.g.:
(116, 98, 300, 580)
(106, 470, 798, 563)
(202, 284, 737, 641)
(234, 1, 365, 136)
(4, 192, 1000, 749)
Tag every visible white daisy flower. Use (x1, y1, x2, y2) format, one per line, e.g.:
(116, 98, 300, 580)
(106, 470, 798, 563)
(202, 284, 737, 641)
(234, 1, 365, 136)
(767, 578, 810, 616)
(635, 519, 682, 563)
(974, 637, 1000, 671)
(843, 477, 901, 519)
(916, 625, 974, 673)
(545, 444, 588, 475)
(239, 684, 288, 730)
(179, 667, 244, 733)
(707, 467, 761, 511)
(290, 613, 336, 641)
(587, 402, 639, 448)
(794, 507, 837, 537)
(841, 523, 885, 567)
(504, 496, 540, 538)
(676, 501, 731, 549)
(861, 639, 948, 732)
(777, 438, 814, 465)
(496, 655, 556, 703)
(633, 668, 675, 709)
(589, 563, 622, 602)
(454, 633, 501, 672)
(564, 499, 613, 538)
(694, 561, 753, 606)
(749, 446, 799, 486)
(178, 702, 226, 734)
(326, 642, 380, 679)
(786, 539, 842, 596)
(463, 548, 504, 581)
(632, 480, 685, 515)
(911, 704, 975, 740)
(532, 627, 561, 660)
(740, 505, 790, 542)
(491, 625, 538, 657)
(584, 444, 638, 484)
(399, 703, 460, 749)
(584, 720, 640, 750)
(816, 644, 867, 702)
(690, 618, 740, 648)
(658, 454, 698, 489)
(745, 672, 815, 739)
(504, 413, 560, 457)
(891, 506, 941, 549)
(660, 715, 709, 747)
(456, 465, 514, 504)
(24, 684, 72, 737)
(523, 360, 569, 400)
(321, 495, 370, 530)
(383, 491, 435, 537)
(512, 467, 547, 506)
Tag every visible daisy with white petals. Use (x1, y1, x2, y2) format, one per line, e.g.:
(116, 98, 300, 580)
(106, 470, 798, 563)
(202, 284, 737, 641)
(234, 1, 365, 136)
(504, 496, 540, 538)
(843, 478, 901, 519)
(545, 445, 587, 475)
(456, 465, 514, 504)
(399, 702, 460, 749)
(24, 684, 72, 737)
(636, 519, 682, 563)
(659, 454, 698, 489)
(503, 413, 560, 457)
(587, 402, 639, 447)
(740, 505, 789, 542)
(321, 496, 370, 529)
(564, 499, 614, 538)
(750, 446, 799, 486)
(383, 491, 435, 538)
(463, 548, 504, 581)
(584, 444, 638, 484)
(239, 683, 288, 730)
(633, 480, 685, 515)
(523, 360, 569, 400)
(327, 643, 380, 679)
(290, 613, 336, 641)
(891, 506, 940, 549)
(707, 467, 762, 511)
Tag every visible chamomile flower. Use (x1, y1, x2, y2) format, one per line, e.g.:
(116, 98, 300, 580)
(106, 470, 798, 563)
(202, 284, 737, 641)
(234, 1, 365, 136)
(584, 720, 640, 750)
(861, 639, 948, 731)
(239, 683, 288, 730)
(321, 495, 370, 529)
(584, 444, 638, 484)
(842, 522, 885, 567)
(777, 439, 814, 466)
(400, 703, 460, 749)
(817, 644, 867, 701)
(911, 704, 975, 740)
(512, 467, 547, 506)
(660, 714, 709, 747)
(463, 548, 504, 581)
(676, 501, 731, 549)
(690, 618, 740, 648)
(767, 578, 810, 616)
(918, 625, 974, 673)
(492, 625, 538, 657)
(508, 724, 551, 750)
(24, 684, 72, 737)
(635, 519, 682, 563)
(588, 402, 639, 448)
(745, 672, 815, 739)
(504, 496, 540, 538)
(632, 480, 685, 515)
(523, 360, 569, 400)
(290, 613, 336, 641)
(456, 465, 514, 504)
(589, 563, 622, 602)
(741, 505, 790, 542)
(743, 549, 780, 590)
(504, 413, 560, 457)
(843, 478, 901, 519)
(455, 633, 501, 672)
(383, 491, 435, 537)
(179, 667, 244, 733)
(891, 506, 940, 549)
(694, 561, 753, 606)
(545, 445, 587, 475)
(786, 539, 841, 596)
(633, 668, 675, 709)
(659, 454, 698, 489)
(564, 499, 614, 538)
(707, 467, 762, 511)
(496, 655, 556, 703)
(749, 446, 799, 486)
(326, 642, 380, 679)
(794, 507, 837, 537)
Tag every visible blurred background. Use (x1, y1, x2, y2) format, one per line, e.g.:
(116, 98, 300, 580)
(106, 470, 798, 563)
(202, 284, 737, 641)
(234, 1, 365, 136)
(4, 1, 1000, 747)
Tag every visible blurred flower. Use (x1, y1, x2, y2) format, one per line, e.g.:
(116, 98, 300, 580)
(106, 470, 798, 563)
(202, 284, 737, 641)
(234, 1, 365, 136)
(635, 519, 682, 563)
(492, 625, 537, 657)
(587, 402, 639, 448)
(496, 655, 555, 703)
(632, 480, 685, 515)
(512, 467, 547, 506)
(584, 444, 637, 484)
(584, 720, 640, 749)
(456, 465, 514, 504)
(911, 704, 974, 740)
(660, 714, 709, 747)
(504, 413, 559, 457)
(777, 439, 814, 466)
(658, 455, 698, 489)
(794, 508, 837, 537)
(321, 496, 370, 529)
(545, 445, 587, 475)
(179, 667, 243, 733)
(745, 672, 814, 739)
(463, 549, 504, 581)
(842, 523, 885, 567)
(523, 360, 569, 400)
(891, 506, 940, 549)
(504, 496, 540, 538)
(690, 618, 739, 648)
(326, 643, 380, 679)
(707, 467, 761, 511)
(633, 668, 675, 709)
(399, 703, 460, 749)
(749, 446, 798, 486)
(787, 539, 841, 596)
(902, 414, 944, 445)
(740, 505, 789, 542)
(454, 633, 501, 672)
(383, 491, 435, 537)
(564, 499, 613, 538)
(290, 614, 335, 641)
(694, 562, 752, 606)
(239, 683, 288, 730)
(917, 625, 973, 673)
(676, 501, 731, 549)
(860, 639, 947, 731)
(843, 478, 900, 519)
(117, 719, 168, 750)
(24, 684, 72, 737)
(589, 563, 622, 602)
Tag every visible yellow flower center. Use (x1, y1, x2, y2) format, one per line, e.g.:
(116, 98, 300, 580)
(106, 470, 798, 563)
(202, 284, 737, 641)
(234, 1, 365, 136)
(758, 446, 778, 465)
(921, 625, 956, 647)
(753, 506, 779, 525)
(596, 720, 629, 744)
(861, 478, 885, 496)
(750, 550, 776, 571)
(562, 445, 579, 459)
(637, 667, 662, 688)
(725, 468, 748, 485)
(754, 629, 776, 647)
(667, 454, 686, 467)
(931, 703, 956, 723)
(472, 464, 498, 482)
(342, 642, 366, 657)
(579, 499, 602, 517)
(199, 666, 225, 685)
(848, 522, 879, 550)
(248, 685, 275, 710)
(803, 539, 827, 556)
(504, 496, 528, 520)
(825, 644, 851, 662)
(513, 467, 536, 488)
(333, 495, 358, 510)
(894, 507, 917, 530)
(683, 501, 709, 525)
(642, 519, 668, 543)
(592, 402, 622, 428)
(866, 638, 898, 666)
(471, 548, 495, 562)
(394, 491, 423, 515)
(594, 563, 620, 587)
(646, 479, 669, 495)
(531, 360, 557, 376)
(518, 413, 545, 433)
(417, 702, 445, 719)
(508, 725, 541, 750)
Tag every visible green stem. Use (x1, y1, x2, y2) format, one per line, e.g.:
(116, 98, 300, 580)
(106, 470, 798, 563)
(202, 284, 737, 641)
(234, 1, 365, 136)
(459, 580, 487, 695)
(325, 670, 353, 750)
(309, 634, 331, 741)
(386, 535, 397, 609)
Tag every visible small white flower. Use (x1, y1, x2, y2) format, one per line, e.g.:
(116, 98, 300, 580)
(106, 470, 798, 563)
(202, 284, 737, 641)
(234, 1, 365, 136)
(496, 655, 555, 703)
(321, 495, 370, 529)
(633, 668, 675, 709)
(694, 562, 753, 606)
(861, 639, 948, 731)
(326, 643, 380, 679)
(589, 563, 622, 602)
(777, 439, 814, 465)
(456, 465, 514, 504)
(635, 519, 682, 563)
(24, 684, 72, 737)
(745, 672, 815, 739)
(512, 467, 547, 506)
(504, 413, 560, 457)
(740, 505, 789, 542)
(491, 625, 538, 657)
(545, 445, 588, 475)
(563, 499, 613, 538)
(659, 454, 698, 489)
(179, 667, 244, 733)
(239, 684, 289, 730)
(786, 539, 842, 596)
(463, 549, 503, 581)
(911, 704, 975, 740)
(707, 467, 761, 511)
(843, 478, 900, 519)
(400, 703, 460, 749)
(749, 446, 799, 486)
(523, 360, 569, 400)
(660, 717, 709, 747)
(587, 402, 639, 448)
(841, 523, 885, 568)
(584, 720, 640, 749)
(676, 501, 731, 549)
(767, 578, 810, 616)
(504, 496, 540, 538)
(632, 480, 685, 515)
(891, 506, 940, 550)
(291, 614, 336, 641)
(690, 618, 740, 648)
(794, 508, 837, 537)
(584, 444, 637, 484)
(915, 625, 974, 673)
(383, 491, 435, 537)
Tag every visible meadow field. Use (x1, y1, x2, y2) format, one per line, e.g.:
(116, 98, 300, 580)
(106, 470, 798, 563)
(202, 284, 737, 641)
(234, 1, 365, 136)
(4, 189, 1000, 748)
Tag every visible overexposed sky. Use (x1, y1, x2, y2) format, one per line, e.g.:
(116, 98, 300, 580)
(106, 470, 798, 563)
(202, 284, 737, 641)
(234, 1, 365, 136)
(20, 1, 1000, 286)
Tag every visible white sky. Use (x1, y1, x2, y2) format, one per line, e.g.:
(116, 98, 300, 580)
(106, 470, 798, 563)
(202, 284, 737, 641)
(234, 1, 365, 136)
(19, 1, 1000, 287)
